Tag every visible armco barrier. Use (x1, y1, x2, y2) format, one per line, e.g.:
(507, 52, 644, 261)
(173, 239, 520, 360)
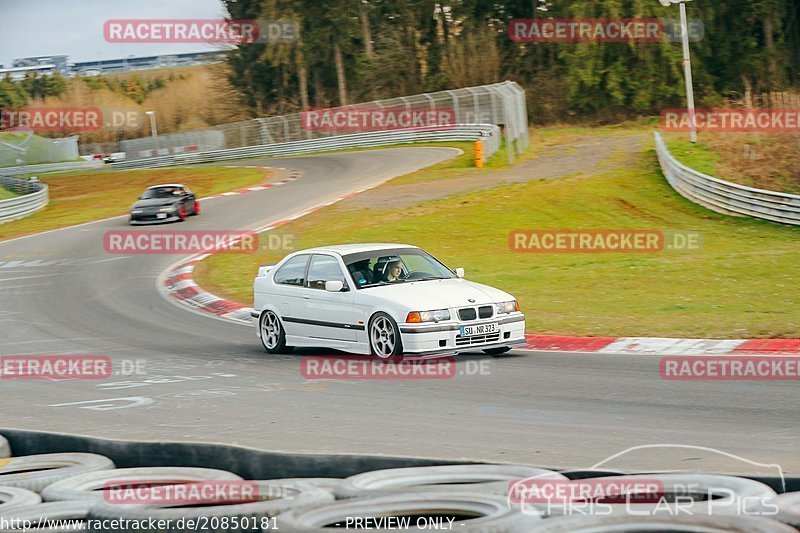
(111, 124, 501, 170)
(0, 176, 49, 223)
(654, 131, 800, 226)
(0, 159, 103, 177)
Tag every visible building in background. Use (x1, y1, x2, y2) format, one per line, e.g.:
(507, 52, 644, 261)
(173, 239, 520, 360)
(0, 51, 225, 80)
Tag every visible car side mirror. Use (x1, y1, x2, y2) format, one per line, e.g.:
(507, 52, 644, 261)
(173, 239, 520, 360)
(325, 280, 345, 292)
(455, 268, 465, 278)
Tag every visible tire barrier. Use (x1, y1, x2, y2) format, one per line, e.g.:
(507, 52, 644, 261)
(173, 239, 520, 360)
(1, 430, 800, 531)
(277, 491, 541, 532)
(0, 436, 9, 459)
(86, 483, 334, 533)
(776, 492, 800, 527)
(335, 464, 567, 499)
(530, 513, 796, 532)
(514, 473, 778, 518)
(40, 467, 243, 502)
(0, 453, 114, 492)
(0, 487, 40, 513)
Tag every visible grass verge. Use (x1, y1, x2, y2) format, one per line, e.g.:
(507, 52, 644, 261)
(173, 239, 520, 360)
(0, 188, 18, 201)
(0, 166, 269, 241)
(195, 126, 800, 338)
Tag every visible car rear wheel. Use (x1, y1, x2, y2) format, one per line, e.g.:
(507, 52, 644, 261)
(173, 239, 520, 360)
(369, 313, 402, 359)
(260, 310, 291, 354)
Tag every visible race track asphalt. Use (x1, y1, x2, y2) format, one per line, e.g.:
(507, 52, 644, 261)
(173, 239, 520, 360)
(1, 147, 797, 476)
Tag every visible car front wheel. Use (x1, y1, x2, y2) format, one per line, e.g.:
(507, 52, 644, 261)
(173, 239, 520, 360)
(260, 310, 291, 354)
(369, 312, 403, 359)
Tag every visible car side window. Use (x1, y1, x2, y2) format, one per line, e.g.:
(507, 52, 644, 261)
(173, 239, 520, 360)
(307, 255, 346, 290)
(273, 255, 310, 287)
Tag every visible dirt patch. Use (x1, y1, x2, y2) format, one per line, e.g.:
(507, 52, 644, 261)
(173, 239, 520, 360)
(345, 133, 648, 209)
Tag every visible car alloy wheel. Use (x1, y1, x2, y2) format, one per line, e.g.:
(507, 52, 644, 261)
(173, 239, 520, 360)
(179, 205, 187, 220)
(369, 313, 401, 359)
(261, 311, 281, 350)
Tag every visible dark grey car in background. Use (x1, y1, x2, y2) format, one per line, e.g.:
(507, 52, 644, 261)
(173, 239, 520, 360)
(129, 184, 199, 225)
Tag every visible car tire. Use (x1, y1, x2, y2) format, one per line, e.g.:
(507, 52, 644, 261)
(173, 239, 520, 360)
(483, 347, 512, 355)
(178, 204, 187, 221)
(531, 514, 796, 533)
(0, 433, 10, 458)
(276, 491, 541, 532)
(0, 453, 115, 492)
(260, 310, 292, 354)
(335, 464, 567, 499)
(0, 487, 41, 513)
(87, 483, 333, 532)
(190, 199, 200, 215)
(368, 312, 403, 359)
(40, 466, 242, 502)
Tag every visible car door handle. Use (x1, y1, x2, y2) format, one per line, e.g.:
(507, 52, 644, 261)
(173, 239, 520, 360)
(302, 295, 311, 299)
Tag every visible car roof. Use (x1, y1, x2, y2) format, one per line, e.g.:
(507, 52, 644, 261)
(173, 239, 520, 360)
(146, 184, 185, 189)
(297, 243, 419, 256)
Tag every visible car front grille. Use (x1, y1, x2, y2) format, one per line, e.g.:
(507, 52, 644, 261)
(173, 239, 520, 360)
(458, 306, 494, 321)
(455, 332, 501, 346)
(458, 308, 477, 321)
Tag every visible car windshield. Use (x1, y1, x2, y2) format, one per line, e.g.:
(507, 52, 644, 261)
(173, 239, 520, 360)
(343, 247, 456, 288)
(140, 187, 181, 199)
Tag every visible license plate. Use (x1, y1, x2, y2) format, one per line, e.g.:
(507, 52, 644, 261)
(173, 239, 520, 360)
(157, 213, 167, 219)
(460, 323, 499, 337)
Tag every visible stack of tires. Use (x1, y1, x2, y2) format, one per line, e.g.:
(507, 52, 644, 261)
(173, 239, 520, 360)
(1, 432, 799, 532)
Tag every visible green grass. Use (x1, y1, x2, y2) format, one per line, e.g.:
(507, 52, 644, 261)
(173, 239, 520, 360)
(195, 126, 800, 339)
(0, 166, 269, 241)
(663, 133, 721, 176)
(0, 187, 17, 201)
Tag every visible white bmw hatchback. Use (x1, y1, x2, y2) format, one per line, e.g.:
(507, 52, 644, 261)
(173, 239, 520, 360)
(252, 244, 526, 358)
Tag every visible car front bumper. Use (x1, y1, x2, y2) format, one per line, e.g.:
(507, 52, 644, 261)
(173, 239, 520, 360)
(399, 313, 526, 355)
(129, 213, 181, 225)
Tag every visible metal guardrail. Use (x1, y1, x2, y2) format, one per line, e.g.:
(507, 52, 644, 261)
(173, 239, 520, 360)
(112, 124, 501, 170)
(0, 160, 103, 177)
(0, 176, 49, 224)
(654, 131, 800, 226)
(118, 81, 527, 163)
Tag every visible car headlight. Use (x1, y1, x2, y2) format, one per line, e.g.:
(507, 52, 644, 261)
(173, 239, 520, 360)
(496, 300, 519, 314)
(159, 206, 177, 212)
(131, 210, 142, 214)
(406, 309, 451, 323)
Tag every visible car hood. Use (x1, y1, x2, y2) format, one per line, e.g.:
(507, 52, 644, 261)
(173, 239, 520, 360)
(359, 278, 513, 310)
(132, 198, 179, 209)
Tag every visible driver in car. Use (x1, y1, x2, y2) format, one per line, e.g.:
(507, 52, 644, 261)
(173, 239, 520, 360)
(385, 260, 403, 282)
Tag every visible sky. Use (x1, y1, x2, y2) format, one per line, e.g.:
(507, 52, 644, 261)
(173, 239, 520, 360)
(0, 0, 230, 67)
